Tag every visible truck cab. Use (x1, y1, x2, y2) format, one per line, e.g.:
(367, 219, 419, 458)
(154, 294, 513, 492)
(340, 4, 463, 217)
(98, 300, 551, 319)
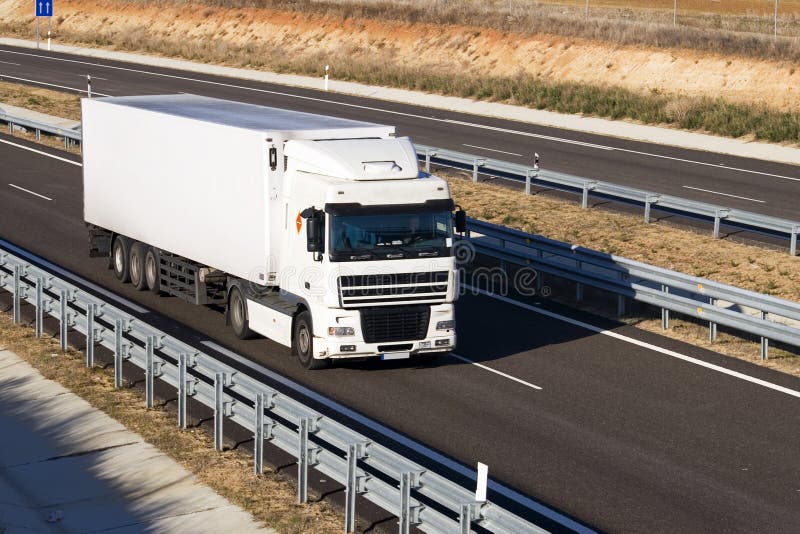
(243, 136, 462, 368)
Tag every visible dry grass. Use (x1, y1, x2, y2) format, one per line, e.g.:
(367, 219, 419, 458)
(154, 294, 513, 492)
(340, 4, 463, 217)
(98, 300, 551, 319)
(0, 312, 344, 533)
(518, 272, 800, 376)
(631, 315, 800, 376)
(3, 14, 799, 143)
(0, 81, 82, 153)
(0, 80, 83, 118)
(444, 170, 800, 302)
(122, 0, 800, 59)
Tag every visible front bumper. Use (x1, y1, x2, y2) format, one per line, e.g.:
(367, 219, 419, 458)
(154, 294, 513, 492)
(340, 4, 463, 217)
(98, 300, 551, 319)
(312, 303, 455, 360)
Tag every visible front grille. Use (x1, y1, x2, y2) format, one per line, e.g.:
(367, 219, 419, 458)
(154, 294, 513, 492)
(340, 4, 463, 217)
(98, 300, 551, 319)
(339, 271, 449, 307)
(340, 272, 448, 287)
(361, 305, 430, 343)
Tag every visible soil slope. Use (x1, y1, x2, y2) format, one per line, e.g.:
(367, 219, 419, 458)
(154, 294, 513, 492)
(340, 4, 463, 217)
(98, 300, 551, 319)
(1, 0, 798, 111)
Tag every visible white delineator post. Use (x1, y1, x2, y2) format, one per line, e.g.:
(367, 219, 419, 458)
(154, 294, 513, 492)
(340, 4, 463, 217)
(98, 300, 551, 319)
(475, 462, 488, 502)
(324, 65, 330, 91)
(775, 0, 779, 38)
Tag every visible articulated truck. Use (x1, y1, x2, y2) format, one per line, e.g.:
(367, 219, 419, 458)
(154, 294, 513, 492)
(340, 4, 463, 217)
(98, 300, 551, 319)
(82, 94, 464, 369)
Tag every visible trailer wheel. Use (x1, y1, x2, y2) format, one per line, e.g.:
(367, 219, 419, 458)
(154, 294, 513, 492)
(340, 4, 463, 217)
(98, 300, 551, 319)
(293, 311, 327, 370)
(130, 242, 148, 291)
(229, 287, 255, 340)
(112, 236, 131, 283)
(144, 248, 160, 293)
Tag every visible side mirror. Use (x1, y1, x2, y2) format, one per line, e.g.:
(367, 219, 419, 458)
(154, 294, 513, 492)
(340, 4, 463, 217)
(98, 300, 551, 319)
(454, 209, 467, 233)
(302, 208, 325, 253)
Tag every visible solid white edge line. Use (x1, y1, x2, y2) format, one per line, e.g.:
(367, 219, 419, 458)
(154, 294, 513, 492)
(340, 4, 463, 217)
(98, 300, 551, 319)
(682, 185, 766, 203)
(0, 138, 82, 166)
(450, 352, 543, 390)
(462, 144, 523, 157)
(8, 183, 53, 201)
(463, 284, 800, 399)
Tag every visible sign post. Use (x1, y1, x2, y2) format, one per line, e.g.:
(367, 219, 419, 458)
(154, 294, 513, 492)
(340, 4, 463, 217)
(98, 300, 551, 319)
(34, 0, 53, 50)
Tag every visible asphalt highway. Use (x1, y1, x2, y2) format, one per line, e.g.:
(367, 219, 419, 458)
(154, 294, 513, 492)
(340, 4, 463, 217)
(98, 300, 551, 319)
(1, 133, 799, 532)
(1, 43, 799, 222)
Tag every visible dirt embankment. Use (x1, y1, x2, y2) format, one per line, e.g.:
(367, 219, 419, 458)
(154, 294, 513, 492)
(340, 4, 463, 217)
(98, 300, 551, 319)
(0, 0, 798, 112)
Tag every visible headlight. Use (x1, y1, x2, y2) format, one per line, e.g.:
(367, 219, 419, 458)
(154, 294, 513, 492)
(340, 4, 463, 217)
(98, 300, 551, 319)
(328, 326, 355, 336)
(436, 320, 455, 330)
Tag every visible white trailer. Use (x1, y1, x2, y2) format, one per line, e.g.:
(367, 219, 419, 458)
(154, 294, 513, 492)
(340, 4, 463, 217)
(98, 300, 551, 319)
(83, 94, 464, 369)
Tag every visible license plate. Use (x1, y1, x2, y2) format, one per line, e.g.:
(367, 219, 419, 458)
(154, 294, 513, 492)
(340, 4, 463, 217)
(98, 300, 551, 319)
(381, 352, 410, 360)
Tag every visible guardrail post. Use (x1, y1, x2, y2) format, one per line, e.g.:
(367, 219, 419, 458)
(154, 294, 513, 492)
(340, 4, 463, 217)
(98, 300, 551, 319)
(707, 298, 718, 342)
(114, 320, 124, 388)
(581, 181, 597, 209)
(661, 285, 670, 330)
(34, 277, 43, 338)
(254, 392, 265, 475)
(12, 265, 21, 324)
(525, 168, 536, 195)
(399, 472, 422, 534)
(424, 149, 436, 173)
(760, 311, 769, 360)
(345, 443, 359, 533)
(178, 354, 188, 428)
(298, 417, 310, 503)
(575, 261, 584, 302)
(59, 289, 69, 352)
(35, 128, 41, 141)
(644, 194, 659, 224)
(7, 121, 12, 134)
(399, 471, 412, 534)
(790, 225, 799, 256)
(214, 371, 225, 451)
(145, 336, 156, 408)
(471, 158, 486, 183)
(617, 272, 626, 316)
(460, 502, 483, 534)
(85, 303, 95, 368)
(713, 209, 729, 239)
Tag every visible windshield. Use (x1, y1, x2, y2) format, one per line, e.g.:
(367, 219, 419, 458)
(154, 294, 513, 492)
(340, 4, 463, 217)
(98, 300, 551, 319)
(330, 211, 453, 261)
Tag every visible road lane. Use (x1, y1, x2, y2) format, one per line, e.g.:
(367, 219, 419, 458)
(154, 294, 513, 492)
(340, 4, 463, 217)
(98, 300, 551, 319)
(1, 135, 799, 532)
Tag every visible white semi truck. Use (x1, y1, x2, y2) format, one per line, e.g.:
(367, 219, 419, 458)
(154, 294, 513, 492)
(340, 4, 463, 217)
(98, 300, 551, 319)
(82, 94, 464, 369)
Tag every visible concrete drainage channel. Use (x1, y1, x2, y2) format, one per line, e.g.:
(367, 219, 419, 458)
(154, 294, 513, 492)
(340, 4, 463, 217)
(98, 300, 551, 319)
(0, 239, 585, 534)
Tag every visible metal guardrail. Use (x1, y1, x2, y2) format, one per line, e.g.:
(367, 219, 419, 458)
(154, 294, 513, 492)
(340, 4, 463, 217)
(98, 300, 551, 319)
(0, 243, 555, 534)
(1, 111, 82, 149)
(466, 218, 800, 359)
(418, 145, 800, 256)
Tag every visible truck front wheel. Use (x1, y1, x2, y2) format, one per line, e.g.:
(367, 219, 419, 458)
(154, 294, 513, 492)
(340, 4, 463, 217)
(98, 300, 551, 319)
(112, 236, 131, 283)
(228, 287, 255, 340)
(293, 311, 327, 370)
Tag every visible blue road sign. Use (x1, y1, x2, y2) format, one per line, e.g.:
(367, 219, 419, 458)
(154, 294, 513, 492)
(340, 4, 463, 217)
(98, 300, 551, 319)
(35, 0, 53, 17)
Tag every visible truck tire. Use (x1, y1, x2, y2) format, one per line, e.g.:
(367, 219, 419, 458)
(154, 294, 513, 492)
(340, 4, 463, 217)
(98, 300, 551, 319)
(129, 242, 148, 291)
(112, 236, 131, 283)
(228, 286, 255, 340)
(144, 248, 160, 294)
(293, 311, 327, 370)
